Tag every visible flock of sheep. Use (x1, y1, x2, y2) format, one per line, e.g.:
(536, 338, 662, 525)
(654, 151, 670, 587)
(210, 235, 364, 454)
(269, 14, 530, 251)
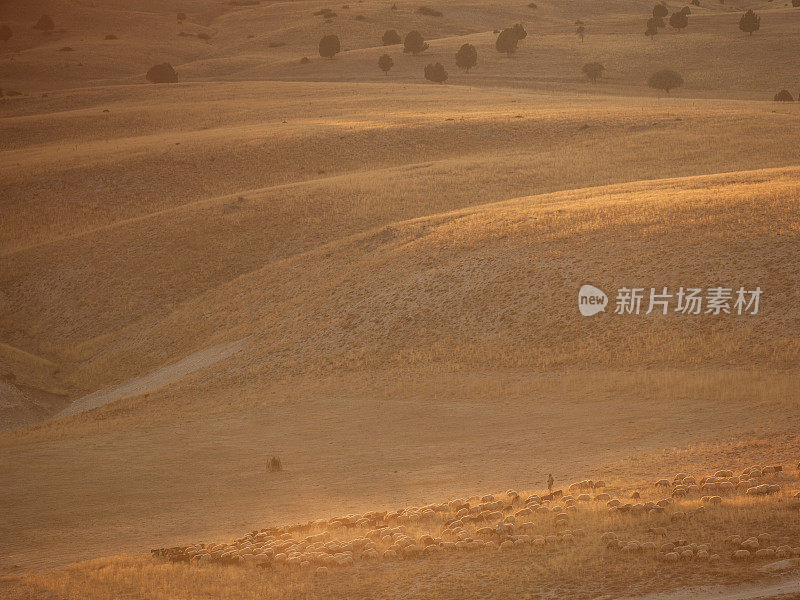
(152, 463, 800, 576)
(600, 464, 800, 564)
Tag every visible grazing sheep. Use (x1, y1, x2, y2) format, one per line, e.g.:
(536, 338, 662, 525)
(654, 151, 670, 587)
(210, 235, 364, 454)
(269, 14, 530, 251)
(670, 512, 687, 522)
(448, 500, 466, 512)
(733, 550, 751, 560)
(741, 538, 760, 550)
(747, 484, 780, 496)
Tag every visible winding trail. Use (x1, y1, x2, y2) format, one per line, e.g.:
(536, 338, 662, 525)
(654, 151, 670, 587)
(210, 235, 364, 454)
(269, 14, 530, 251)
(57, 337, 251, 418)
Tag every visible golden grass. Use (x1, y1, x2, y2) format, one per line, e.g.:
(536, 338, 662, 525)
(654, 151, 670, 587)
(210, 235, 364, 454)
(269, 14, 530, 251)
(4, 446, 799, 600)
(1, 368, 797, 576)
(2, 2, 800, 598)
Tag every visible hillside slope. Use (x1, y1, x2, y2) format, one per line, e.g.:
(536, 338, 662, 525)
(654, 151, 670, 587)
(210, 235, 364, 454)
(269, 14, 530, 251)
(0, 170, 797, 573)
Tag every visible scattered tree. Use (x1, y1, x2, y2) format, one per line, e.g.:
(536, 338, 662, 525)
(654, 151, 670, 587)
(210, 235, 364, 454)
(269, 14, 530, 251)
(669, 9, 689, 31)
(645, 17, 660, 36)
(146, 63, 178, 83)
(177, 12, 187, 23)
(378, 53, 394, 74)
(424, 61, 447, 82)
(455, 42, 477, 71)
(774, 89, 794, 102)
(105, 34, 118, 40)
(33, 14, 55, 32)
(511, 23, 527, 40)
(653, 3, 668, 22)
(382, 29, 401, 45)
(576, 24, 585, 41)
(267, 456, 282, 472)
(647, 69, 683, 94)
(318, 34, 341, 58)
(691, 0, 700, 5)
(300, 56, 310, 64)
(793, 0, 800, 7)
(0, 25, 12, 42)
(739, 9, 760, 35)
(403, 30, 429, 54)
(496, 27, 523, 55)
(582, 62, 605, 83)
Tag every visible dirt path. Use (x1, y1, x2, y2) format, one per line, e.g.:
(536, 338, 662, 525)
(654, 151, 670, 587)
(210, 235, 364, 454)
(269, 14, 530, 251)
(57, 338, 250, 418)
(619, 574, 800, 600)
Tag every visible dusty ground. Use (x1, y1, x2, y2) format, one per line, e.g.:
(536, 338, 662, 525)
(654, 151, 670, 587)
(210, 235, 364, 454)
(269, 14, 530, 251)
(0, 0, 798, 598)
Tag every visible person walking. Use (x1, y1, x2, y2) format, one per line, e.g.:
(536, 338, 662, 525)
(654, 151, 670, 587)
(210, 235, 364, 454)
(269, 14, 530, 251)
(547, 473, 554, 492)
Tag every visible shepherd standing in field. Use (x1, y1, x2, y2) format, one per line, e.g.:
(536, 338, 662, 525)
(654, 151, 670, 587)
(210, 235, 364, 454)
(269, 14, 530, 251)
(547, 473, 554, 491)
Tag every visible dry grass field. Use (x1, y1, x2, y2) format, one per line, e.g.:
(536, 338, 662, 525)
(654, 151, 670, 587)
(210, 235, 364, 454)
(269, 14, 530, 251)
(1, 0, 799, 598)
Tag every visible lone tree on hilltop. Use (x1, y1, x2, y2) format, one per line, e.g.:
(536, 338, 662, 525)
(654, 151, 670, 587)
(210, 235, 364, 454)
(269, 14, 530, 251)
(424, 61, 447, 82)
(33, 14, 55, 32)
(146, 63, 178, 83)
(774, 89, 793, 102)
(739, 9, 760, 35)
(403, 30, 428, 54)
(382, 29, 401, 45)
(582, 62, 605, 83)
(378, 53, 394, 74)
(648, 69, 683, 95)
(318, 34, 341, 58)
(455, 43, 477, 71)
(669, 9, 689, 31)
